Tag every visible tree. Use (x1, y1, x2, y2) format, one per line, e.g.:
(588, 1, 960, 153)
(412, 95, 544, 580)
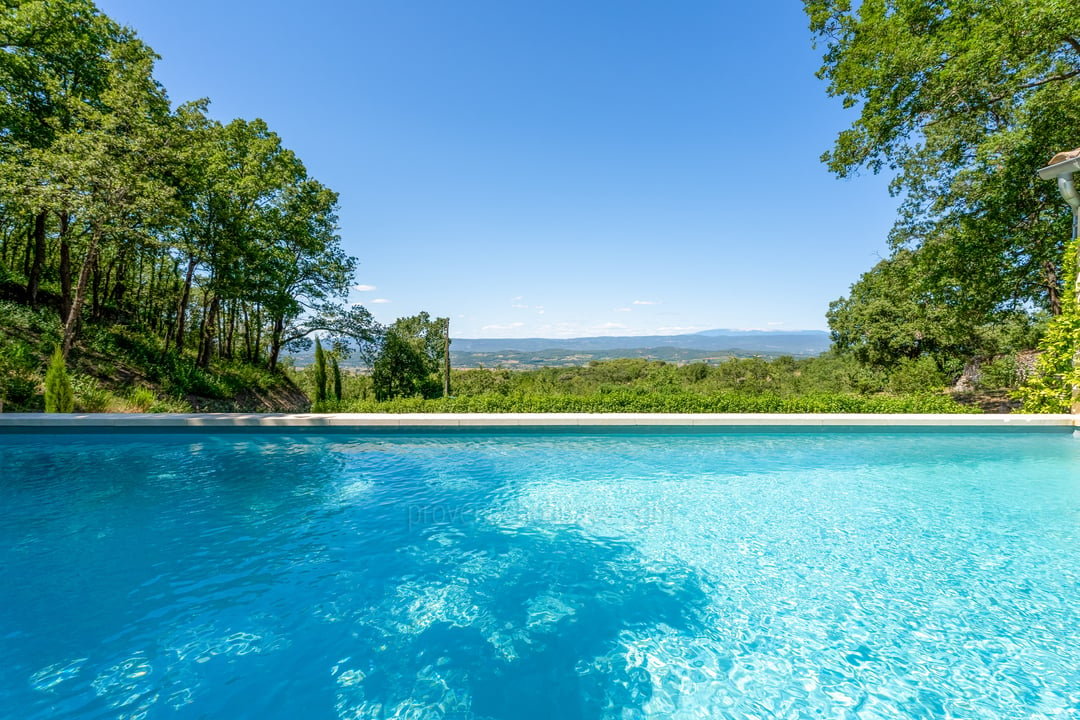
(313, 337, 327, 404)
(278, 304, 381, 371)
(806, 0, 1080, 330)
(44, 345, 74, 412)
(259, 180, 360, 369)
(18, 28, 178, 358)
(371, 327, 430, 401)
(369, 313, 450, 401)
(0, 1, 366, 380)
(331, 355, 342, 402)
(0, 0, 123, 309)
(828, 249, 1041, 374)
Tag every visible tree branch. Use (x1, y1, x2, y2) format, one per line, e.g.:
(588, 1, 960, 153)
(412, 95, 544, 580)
(926, 69, 1080, 128)
(986, 69, 1080, 103)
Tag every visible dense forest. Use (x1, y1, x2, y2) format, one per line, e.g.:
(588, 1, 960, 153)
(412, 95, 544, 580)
(2, 0, 1079, 413)
(0, 0, 383, 410)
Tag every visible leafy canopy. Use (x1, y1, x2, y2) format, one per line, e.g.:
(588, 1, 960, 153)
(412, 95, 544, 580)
(808, 0, 1080, 376)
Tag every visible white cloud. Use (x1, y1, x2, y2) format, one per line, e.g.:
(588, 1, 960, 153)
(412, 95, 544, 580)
(632, 300, 659, 305)
(481, 322, 525, 331)
(657, 326, 700, 334)
(511, 296, 523, 301)
(532, 322, 586, 338)
(537, 310, 545, 315)
(371, 298, 391, 304)
(353, 284, 377, 292)
(594, 322, 627, 330)
(534, 305, 544, 309)
(614, 307, 632, 312)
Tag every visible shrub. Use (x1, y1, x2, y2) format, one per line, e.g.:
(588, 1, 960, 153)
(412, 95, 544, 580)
(71, 375, 112, 412)
(129, 387, 156, 412)
(888, 356, 946, 394)
(44, 346, 74, 413)
(338, 390, 974, 414)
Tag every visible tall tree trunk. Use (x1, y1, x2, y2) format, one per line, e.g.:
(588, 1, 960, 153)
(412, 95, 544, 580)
(90, 255, 102, 319)
(99, 256, 116, 317)
(225, 301, 236, 359)
(62, 229, 102, 358)
(253, 304, 263, 365)
(218, 301, 227, 358)
(22, 218, 32, 277)
(197, 295, 219, 368)
(27, 211, 46, 307)
(133, 252, 145, 324)
(58, 213, 72, 321)
(110, 249, 128, 312)
(173, 256, 197, 353)
(268, 315, 284, 371)
(242, 303, 253, 362)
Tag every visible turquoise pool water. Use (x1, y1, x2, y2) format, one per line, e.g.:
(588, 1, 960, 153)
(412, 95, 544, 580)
(2, 430, 1079, 719)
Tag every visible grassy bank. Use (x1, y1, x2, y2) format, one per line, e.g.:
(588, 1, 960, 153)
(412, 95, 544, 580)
(0, 300, 309, 413)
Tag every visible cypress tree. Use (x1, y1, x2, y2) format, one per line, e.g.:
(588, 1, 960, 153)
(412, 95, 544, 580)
(313, 337, 327, 403)
(44, 346, 74, 413)
(331, 356, 342, 402)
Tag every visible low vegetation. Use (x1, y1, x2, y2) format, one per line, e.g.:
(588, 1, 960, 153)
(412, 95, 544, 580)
(289, 356, 978, 414)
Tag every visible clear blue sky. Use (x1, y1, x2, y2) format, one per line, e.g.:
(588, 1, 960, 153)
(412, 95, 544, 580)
(97, 0, 897, 338)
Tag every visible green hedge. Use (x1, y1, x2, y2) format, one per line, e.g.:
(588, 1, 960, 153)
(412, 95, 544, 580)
(327, 391, 976, 414)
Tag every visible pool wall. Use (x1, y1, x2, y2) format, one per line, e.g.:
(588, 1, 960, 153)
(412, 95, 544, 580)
(0, 412, 1075, 434)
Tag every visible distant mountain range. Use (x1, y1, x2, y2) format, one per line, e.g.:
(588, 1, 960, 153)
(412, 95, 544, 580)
(287, 329, 832, 368)
(452, 329, 831, 355)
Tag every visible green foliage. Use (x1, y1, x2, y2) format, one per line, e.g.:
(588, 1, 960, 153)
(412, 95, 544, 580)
(370, 313, 448, 401)
(340, 391, 974, 415)
(331, 356, 342, 402)
(1016, 240, 1080, 412)
(313, 337, 327, 403)
(442, 355, 948, 399)
(70, 375, 111, 412)
(0, 1, 367, 372)
(339, 356, 976, 414)
(887, 357, 946, 395)
(0, 296, 294, 412)
(372, 329, 431, 401)
(978, 356, 1020, 391)
(0, 301, 59, 410)
(808, 0, 1076, 381)
(129, 387, 156, 412)
(43, 346, 74, 413)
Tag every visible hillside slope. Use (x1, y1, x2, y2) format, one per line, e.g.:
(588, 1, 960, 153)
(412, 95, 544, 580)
(0, 296, 310, 413)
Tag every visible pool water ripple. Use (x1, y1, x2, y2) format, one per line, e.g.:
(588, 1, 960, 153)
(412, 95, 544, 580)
(2, 431, 1080, 719)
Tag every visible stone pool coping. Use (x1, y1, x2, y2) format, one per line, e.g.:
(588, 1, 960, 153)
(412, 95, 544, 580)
(0, 412, 1075, 432)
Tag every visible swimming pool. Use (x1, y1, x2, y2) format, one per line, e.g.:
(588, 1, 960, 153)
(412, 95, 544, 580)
(2, 428, 1079, 719)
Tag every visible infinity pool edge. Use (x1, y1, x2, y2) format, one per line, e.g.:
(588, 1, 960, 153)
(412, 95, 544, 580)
(0, 412, 1075, 433)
